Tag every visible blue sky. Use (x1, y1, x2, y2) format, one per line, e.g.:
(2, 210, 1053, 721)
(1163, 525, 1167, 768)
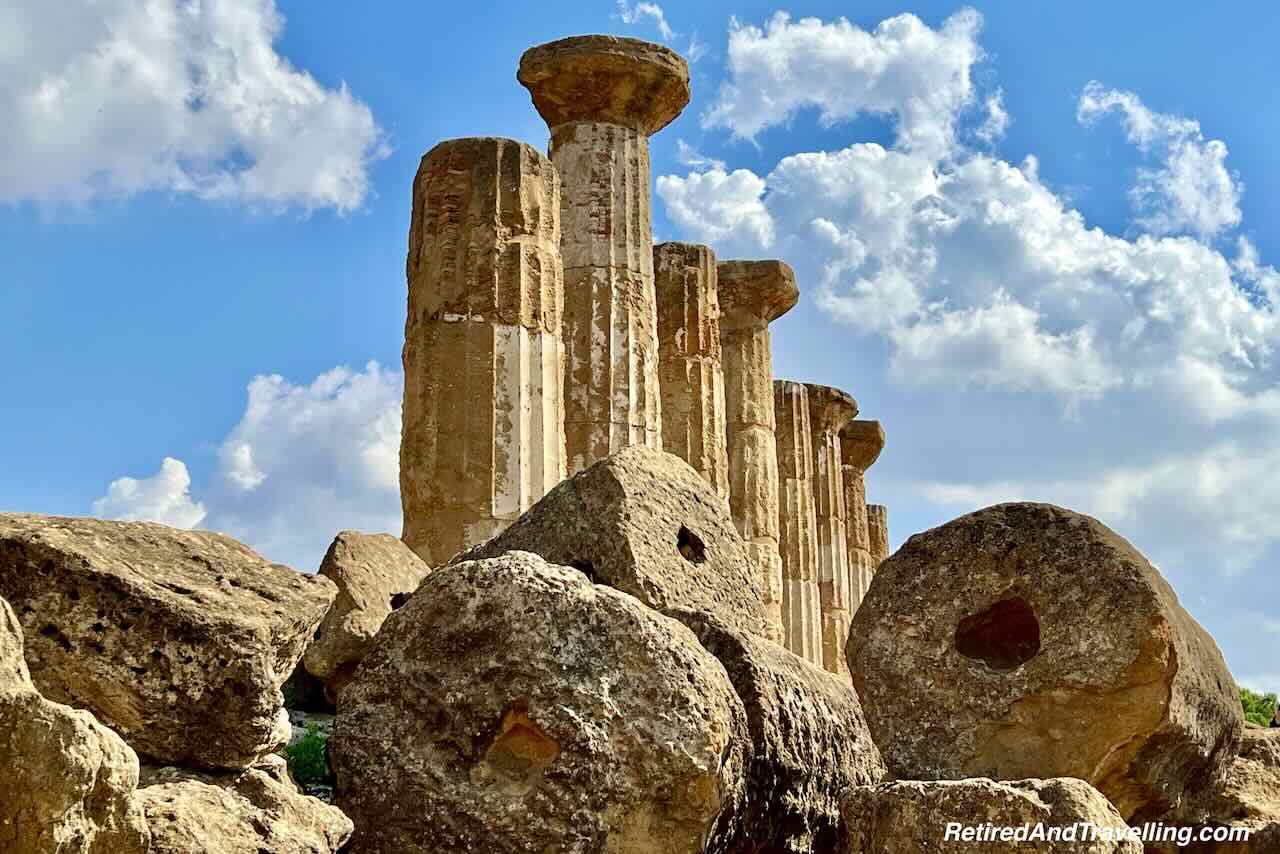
(2, 1, 1277, 691)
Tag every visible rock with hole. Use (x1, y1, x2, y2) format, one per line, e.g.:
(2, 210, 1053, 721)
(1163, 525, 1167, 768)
(303, 531, 431, 703)
(137, 754, 353, 853)
(331, 551, 749, 853)
(841, 778, 1142, 853)
(1, 593, 151, 854)
(455, 445, 766, 637)
(0, 513, 336, 768)
(675, 612, 886, 852)
(846, 503, 1243, 821)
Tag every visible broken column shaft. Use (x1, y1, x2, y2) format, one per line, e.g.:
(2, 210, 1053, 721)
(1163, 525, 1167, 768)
(840, 420, 885, 612)
(868, 504, 889, 570)
(805, 384, 859, 676)
(400, 137, 566, 565)
(773, 380, 823, 665)
(518, 36, 691, 473)
(719, 261, 798, 646)
(654, 242, 729, 498)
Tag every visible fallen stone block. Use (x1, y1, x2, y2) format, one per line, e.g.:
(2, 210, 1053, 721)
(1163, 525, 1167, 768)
(0, 513, 336, 768)
(302, 531, 430, 703)
(456, 445, 767, 637)
(0, 593, 150, 854)
(332, 551, 749, 853)
(846, 502, 1243, 821)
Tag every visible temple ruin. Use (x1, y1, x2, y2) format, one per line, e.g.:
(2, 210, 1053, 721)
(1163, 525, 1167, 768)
(400, 35, 888, 672)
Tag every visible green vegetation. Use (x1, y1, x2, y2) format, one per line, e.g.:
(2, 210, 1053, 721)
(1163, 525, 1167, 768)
(1241, 687, 1278, 726)
(287, 722, 333, 786)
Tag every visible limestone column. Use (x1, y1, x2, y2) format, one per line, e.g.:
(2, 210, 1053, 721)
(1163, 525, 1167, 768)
(400, 138, 566, 565)
(719, 261, 798, 646)
(654, 242, 729, 498)
(840, 420, 885, 614)
(518, 36, 690, 474)
(774, 380, 823, 665)
(805, 384, 859, 676)
(868, 504, 890, 569)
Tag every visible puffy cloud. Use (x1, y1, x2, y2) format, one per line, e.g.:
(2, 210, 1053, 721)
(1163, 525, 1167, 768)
(656, 167, 773, 249)
(675, 139, 726, 173)
(1078, 81, 1242, 238)
(616, 0, 674, 40)
(93, 457, 207, 529)
(94, 363, 402, 570)
(702, 9, 984, 160)
(0, 0, 387, 211)
(975, 89, 1009, 145)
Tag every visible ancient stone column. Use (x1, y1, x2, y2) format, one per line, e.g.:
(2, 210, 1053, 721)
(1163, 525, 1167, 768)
(401, 137, 566, 565)
(654, 242, 729, 498)
(805, 384, 859, 676)
(719, 261, 798, 646)
(840, 420, 885, 613)
(518, 36, 691, 474)
(868, 504, 889, 569)
(774, 380, 823, 665)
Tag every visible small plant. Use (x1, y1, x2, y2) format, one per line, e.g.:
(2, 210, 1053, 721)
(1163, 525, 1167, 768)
(287, 722, 333, 786)
(1240, 687, 1278, 727)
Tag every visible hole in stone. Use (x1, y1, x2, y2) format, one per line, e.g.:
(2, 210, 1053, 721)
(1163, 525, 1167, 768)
(955, 596, 1041, 671)
(677, 526, 706, 565)
(389, 592, 411, 611)
(570, 560, 598, 583)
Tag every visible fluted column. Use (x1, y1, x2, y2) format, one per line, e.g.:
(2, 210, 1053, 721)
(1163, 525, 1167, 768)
(401, 138, 566, 565)
(774, 380, 823, 665)
(841, 420, 885, 612)
(868, 504, 889, 570)
(655, 242, 729, 497)
(805, 384, 858, 676)
(719, 261, 798, 646)
(518, 36, 690, 473)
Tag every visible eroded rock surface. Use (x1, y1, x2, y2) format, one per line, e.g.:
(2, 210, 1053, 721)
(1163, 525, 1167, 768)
(456, 445, 766, 636)
(332, 551, 749, 853)
(676, 612, 886, 853)
(303, 531, 430, 702)
(841, 778, 1142, 853)
(0, 513, 336, 768)
(138, 755, 352, 854)
(0, 594, 150, 854)
(847, 503, 1243, 821)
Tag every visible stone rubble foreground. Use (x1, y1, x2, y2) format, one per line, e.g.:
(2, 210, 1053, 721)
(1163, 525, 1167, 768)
(0, 29, 1274, 854)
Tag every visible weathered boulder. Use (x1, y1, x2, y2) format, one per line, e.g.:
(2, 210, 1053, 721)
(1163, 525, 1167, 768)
(847, 503, 1242, 821)
(302, 531, 430, 703)
(0, 513, 337, 768)
(841, 778, 1142, 853)
(332, 551, 749, 853)
(675, 612, 886, 852)
(0, 594, 150, 854)
(137, 754, 352, 853)
(456, 445, 767, 637)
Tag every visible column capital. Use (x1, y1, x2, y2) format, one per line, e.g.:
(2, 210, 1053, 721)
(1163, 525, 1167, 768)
(717, 260, 799, 324)
(840, 419, 885, 471)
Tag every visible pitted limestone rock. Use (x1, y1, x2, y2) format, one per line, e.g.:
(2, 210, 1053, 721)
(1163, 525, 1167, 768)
(0, 513, 335, 768)
(676, 612, 886, 853)
(401, 136, 566, 564)
(518, 35, 690, 134)
(138, 755, 353, 854)
(0, 594, 151, 854)
(655, 241, 729, 498)
(841, 778, 1143, 853)
(846, 503, 1243, 821)
(457, 445, 766, 637)
(331, 552, 749, 854)
(303, 531, 431, 703)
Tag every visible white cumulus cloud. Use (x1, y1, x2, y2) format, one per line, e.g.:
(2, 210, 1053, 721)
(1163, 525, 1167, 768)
(93, 457, 207, 529)
(1078, 81, 1242, 238)
(616, 0, 674, 40)
(94, 362, 402, 570)
(0, 0, 387, 211)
